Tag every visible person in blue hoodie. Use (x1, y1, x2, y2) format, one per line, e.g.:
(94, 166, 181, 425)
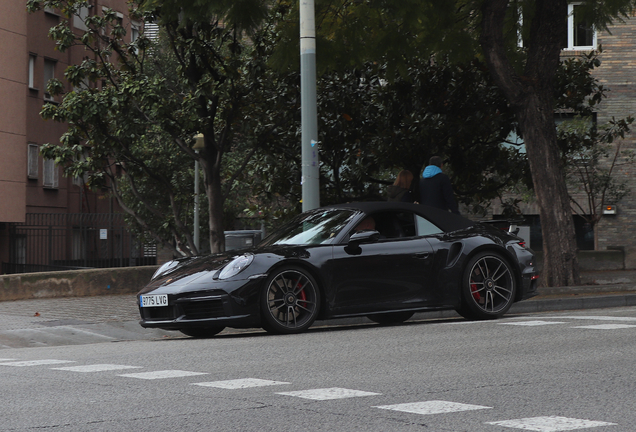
(419, 156, 460, 214)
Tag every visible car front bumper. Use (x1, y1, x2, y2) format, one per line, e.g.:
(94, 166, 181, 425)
(138, 282, 263, 330)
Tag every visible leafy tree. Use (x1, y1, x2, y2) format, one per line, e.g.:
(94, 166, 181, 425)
(478, 0, 636, 286)
(270, 0, 636, 286)
(251, 55, 528, 218)
(558, 116, 635, 249)
(27, 0, 279, 255)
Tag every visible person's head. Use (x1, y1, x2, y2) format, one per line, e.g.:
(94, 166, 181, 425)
(393, 170, 414, 189)
(354, 216, 376, 232)
(429, 156, 443, 168)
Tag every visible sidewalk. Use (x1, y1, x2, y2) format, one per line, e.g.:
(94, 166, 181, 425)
(1, 270, 635, 349)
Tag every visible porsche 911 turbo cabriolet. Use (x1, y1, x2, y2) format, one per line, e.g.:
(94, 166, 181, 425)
(138, 202, 539, 337)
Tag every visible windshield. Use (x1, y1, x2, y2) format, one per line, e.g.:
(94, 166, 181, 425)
(259, 209, 357, 246)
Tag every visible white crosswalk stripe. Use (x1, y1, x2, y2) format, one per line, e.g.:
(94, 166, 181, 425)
(0, 359, 75, 367)
(52, 364, 143, 372)
(276, 387, 381, 400)
(374, 400, 492, 415)
(572, 324, 636, 330)
(193, 378, 290, 389)
(119, 370, 208, 380)
(486, 415, 617, 431)
(548, 315, 636, 322)
(499, 320, 566, 326)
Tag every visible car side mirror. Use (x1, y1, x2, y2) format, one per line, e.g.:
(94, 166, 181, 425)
(349, 230, 380, 245)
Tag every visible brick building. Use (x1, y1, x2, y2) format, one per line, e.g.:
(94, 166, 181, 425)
(491, 8, 636, 269)
(0, 1, 152, 274)
(592, 14, 636, 268)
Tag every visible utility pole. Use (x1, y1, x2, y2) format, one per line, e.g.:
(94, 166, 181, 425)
(300, 0, 320, 211)
(193, 133, 205, 253)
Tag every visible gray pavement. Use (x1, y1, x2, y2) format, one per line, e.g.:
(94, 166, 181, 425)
(1, 270, 635, 349)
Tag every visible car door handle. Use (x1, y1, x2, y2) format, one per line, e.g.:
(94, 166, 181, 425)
(414, 252, 431, 259)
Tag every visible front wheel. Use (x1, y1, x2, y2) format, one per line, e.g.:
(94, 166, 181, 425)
(261, 266, 321, 335)
(456, 252, 516, 320)
(179, 327, 225, 338)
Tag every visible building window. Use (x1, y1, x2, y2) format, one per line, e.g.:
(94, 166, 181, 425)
(74, 5, 90, 31)
(28, 55, 37, 89)
(13, 235, 27, 265)
(43, 159, 59, 189)
(74, 76, 90, 93)
(563, 4, 596, 50)
(44, 5, 59, 16)
(131, 25, 140, 43)
(28, 144, 39, 179)
(43, 59, 56, 100)
(130, 22, 141, 54)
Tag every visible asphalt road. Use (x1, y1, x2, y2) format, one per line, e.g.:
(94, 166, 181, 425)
(1, 306, 635, 431)
(1, 279, 636, 349)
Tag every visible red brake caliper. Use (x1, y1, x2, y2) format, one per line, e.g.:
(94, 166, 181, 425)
(470, 281, 481, 301)
(297, 282, 307, 308)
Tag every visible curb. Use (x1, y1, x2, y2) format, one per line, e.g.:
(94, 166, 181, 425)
(511, 292, 636, 314)
(312, 291, 636, 328)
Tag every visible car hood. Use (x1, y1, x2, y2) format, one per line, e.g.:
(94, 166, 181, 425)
(141, 244, 315, 291)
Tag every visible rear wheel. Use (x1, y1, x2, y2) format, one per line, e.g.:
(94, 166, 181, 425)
(367, 311, 414, 325)
(179, 327, 225, 338)
(456, 252, 516, 320)
(261, 266, 320, 334)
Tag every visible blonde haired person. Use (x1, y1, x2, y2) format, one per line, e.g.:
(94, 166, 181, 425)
(386, 170, 415, 202)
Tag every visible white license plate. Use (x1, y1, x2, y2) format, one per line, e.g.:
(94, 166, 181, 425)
(140, 294, 169, 308)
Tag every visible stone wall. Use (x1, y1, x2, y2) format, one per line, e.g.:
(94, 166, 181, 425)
(0, 266, 158, 302)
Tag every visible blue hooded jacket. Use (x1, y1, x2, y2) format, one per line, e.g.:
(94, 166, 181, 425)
(423, 165, 443, 179)
(419, 165, 459, 214)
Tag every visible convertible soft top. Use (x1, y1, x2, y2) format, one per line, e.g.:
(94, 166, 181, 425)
(326, 201, 475, 233)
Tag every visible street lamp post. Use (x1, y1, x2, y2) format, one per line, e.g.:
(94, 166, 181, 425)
(300, 0, 320, 211)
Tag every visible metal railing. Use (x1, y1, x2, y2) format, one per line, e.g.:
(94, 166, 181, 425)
(3, 213, 156, 275)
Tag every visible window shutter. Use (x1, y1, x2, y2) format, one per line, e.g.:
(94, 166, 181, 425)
(28, 144, 39, 179)
(43, 159, 59, 189)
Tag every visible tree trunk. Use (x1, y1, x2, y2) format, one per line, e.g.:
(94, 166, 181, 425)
(481, 0, 580, 286)
(198, 125, 226, 254)
(517, 94, 580, 286)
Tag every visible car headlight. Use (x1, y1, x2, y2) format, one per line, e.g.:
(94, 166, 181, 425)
(217, 254, 254, 280)
(152, 260, 180, 281)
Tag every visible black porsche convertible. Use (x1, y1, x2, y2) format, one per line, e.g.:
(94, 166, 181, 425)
(138, 202, 539, 337)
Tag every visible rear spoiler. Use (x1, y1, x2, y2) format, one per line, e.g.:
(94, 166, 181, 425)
(480, 219, 525, 235)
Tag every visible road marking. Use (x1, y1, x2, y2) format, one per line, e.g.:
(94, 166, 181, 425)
(374, 400, 492, 415)
(572, 324, 636, 330)
(486, 416, 617, 431)
(193, 378, 290, 389)
(0, 358, 16, 362)
(119, 370, 208, 380)
(499, 321, 566, 326)
(52, 364, 143, 373)
(0, 359, 75, 367)
(276, 387, 381, 400)
(550, 315, 636, 322)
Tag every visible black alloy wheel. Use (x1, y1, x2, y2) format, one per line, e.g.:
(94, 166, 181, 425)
(179, 327, 225, 338)
(261, 267, 320, 334)
(457, 251, 516, 320)
(367, 311, 415, 325)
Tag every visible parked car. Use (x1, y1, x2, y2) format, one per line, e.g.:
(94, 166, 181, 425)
(138, 202, 539, 337)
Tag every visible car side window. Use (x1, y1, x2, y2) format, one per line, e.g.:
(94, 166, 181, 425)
(362, 211, 417, 239)
(416, 215, 443, 236)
